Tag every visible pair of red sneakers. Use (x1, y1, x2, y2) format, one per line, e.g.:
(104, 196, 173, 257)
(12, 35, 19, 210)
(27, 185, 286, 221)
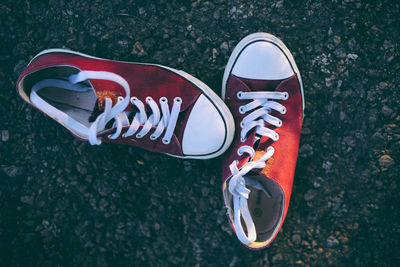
(17, 33, 304, 249)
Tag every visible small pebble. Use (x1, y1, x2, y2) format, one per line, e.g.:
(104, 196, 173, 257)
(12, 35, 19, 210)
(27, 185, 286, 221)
(292, 234, 301, 245)
(220, 42, 229, 53)
(20, 196, 34, 205)
(272, 253, 283, 263)
(347, 53, 358, 60)
(382, 105, 393, 117)
(2, 165, 18, 177)
(326, 236, 340, 247)
(1, 130, 9, 141)
(183, 161, 192, 172)
(304, 190, 316, 201)
(378, 155, 394, 169)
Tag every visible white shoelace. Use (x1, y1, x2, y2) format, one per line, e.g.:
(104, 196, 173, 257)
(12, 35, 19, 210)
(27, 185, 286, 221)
(228, 90, 288, 245)
(72, 71, 182, 145)
(33, 70, 181, 145)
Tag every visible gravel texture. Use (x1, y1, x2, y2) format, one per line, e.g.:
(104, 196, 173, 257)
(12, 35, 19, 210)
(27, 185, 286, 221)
(0, 0, 399, 266)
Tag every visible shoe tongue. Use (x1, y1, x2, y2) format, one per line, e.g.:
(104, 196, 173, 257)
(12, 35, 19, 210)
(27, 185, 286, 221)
(85, 78, 133, 122)
(244, 176, 272, 198)
(89, 79, 128, 111)
(254, 135, 274, 153)
(95, 90, 119, 110)
(239, 78, 284, 92)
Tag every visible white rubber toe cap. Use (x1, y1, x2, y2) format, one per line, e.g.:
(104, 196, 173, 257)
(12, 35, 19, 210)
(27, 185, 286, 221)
(232, 41, 294, 80)
(182, 94, 226, 156)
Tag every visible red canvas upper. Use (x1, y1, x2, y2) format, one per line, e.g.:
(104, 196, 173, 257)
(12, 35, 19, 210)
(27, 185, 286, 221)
(17, 52, 203, 156)
(222, 73, 303, 241)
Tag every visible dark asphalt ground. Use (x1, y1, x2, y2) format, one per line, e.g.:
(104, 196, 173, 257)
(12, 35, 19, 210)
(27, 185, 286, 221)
(0, 0, 399, 266)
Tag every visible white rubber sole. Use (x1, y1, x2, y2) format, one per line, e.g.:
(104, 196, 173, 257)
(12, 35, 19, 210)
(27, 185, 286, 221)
(221, 32, 305, 115)
(31, 49, 235, 159)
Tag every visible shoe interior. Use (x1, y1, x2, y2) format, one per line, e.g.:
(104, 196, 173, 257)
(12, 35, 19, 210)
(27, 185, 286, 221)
(223, 174, 284, 244)
(36, 84, 96, 127)
(244, 175, 284, 243)
(20, 66, 96, 128)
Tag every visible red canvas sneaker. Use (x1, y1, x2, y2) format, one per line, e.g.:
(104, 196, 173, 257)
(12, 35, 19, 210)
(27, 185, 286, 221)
(17, 49, 234, 159)
(221, 33, 304, 249)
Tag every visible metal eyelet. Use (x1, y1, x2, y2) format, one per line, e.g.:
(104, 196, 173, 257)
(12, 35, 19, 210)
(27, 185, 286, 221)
(136, 133, 143, 139)
(160, 97, 167, 103)
(131, 96, 137, 103)
(239, 106, 245, 114)
(150, 135, 157, 140)
(162, 138, 170, 145)
(240, 121, 244, 128)
(274, 133, 279, 141)
(237, 91, 243, 99)
(281, 107, 287, 114)
(283, 92, 289, 100)
(240, 136, 246, 142)
(174, 97, 182, 103)
(146, 96, 153, 103)
(237, 149, 243, 156)
(277, 120, 282, 127)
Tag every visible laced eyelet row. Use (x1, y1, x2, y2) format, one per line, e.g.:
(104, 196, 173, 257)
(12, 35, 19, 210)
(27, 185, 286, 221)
(238, 91, 245, 114)
(107, 96, 182, 145)
(236, 90, 288, 148)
